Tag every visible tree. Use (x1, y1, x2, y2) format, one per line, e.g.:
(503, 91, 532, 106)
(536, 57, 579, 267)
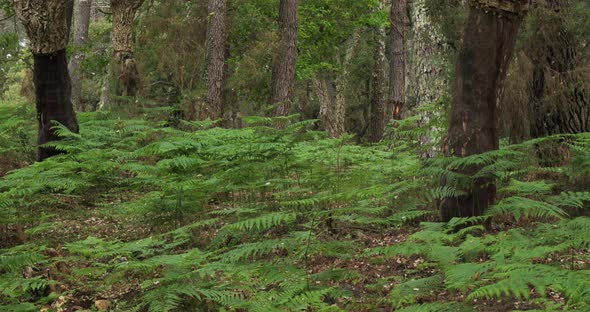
(315, 32, 361, 138)
(13, 0, 79, 161)
(270, 0, 299, 117)
(110, 0, 143, 97)
(368, 1, 387, 143)
(440, 0, 531, 222)
(206, 0, 227, 121)
(70, 0, 92, 111)
(523, 0, 589, 138)
(389, 0, 408, 120)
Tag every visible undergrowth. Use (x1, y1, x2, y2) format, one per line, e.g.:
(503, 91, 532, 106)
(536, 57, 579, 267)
(0, 106, 589, 311)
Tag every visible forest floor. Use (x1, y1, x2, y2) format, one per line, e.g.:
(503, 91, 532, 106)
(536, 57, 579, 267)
(1, 108, 589, 312)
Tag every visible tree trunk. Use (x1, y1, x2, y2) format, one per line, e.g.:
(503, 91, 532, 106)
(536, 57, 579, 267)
(110, 0, 142, 98)
(330, 32, 361, 138)
(270, 0, 299, 117)
(440, 0, 529, 222)
(407, 0, 447, 157)
(69, 0, 92, 111)
(368, 2, 387, 143)
(389, 0, 408, 120)
(206, 0, 227, 121)
(526, 3, 589, 138)
(314, 76, 339, 137)
(14, 0, 80, 161)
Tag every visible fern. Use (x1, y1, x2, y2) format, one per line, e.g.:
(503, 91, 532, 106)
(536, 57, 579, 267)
(389, 274, 445, 308)
(222, 211, 296, 232)
(486, 196, 568, 220)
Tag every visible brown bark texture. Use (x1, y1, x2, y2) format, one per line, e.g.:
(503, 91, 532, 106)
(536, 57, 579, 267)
(206, 0, 227, 120)
(13, 0, 71, 54)
(525, 1, 589, 138)
(14, 0, 80, 161)
(389, 0, 408, 120)
(368, 2, 387, 143)
(70, 0, 92, 111)
(110, 0, 142, 97)
(270, 0, 299, 117)
(440, 1, 528, 222)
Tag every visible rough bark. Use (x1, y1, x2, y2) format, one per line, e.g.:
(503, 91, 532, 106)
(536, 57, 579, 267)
(110, 0, 142, 97)
(407, 0, 447, 156)
(314, 76, 338, 137)
(526, 2, 589, 138)
(329, 32, 361, 138)
(14, 0, 79, 161)
(206, 0, 227, 120)
(368, 2, 387, 143)
(389, 0, 408, 120)
(270, 0, 299, 117)
(440, 0, 529, 222)
(14, 0, 71, 55)
(69, 0, 92, 111)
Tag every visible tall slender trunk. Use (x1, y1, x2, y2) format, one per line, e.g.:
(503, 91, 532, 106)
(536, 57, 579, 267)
(206, 0, 227, 121)
(14, 0, 79, 161)
(70, 0, 92, 111)
(110, 0, 143, 98)
(368, 1, 387, 143)
(270, 0, 299, 117)
(440, 1, 530, 222)
(389, 0, 408, 120)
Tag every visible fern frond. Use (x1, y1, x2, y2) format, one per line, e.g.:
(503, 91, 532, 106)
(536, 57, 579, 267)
(486, 196, 568, 220)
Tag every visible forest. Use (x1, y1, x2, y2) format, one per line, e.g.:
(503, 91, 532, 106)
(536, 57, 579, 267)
(0, 0, 589, 311)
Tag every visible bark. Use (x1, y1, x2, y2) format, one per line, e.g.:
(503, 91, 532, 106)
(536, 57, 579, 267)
(440, 1, 529, 222)
(526, 2, 589, 138)
(368, 2, 387, 143)
(331, 32, 361, 138)
(110, 0, 142, 97)
(34, 50, 80, 160)
(14, 0, 79, 161)
(66, 0, 74, 41)
(314, 77, 338, 137)
(14, 0, 71, 55)
(407, 0, 447, 156)
(69, 0, 92, 111)
(206, 0, 227, 121)
(389, 0, 408, 120)
(270, 0, 299, 117)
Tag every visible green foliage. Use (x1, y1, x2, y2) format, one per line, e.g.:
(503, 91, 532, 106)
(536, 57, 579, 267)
(0, 106, 588, 311)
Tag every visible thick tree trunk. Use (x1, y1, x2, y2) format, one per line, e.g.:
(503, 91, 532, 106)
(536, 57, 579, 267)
(526, 2, 589, 138)
(270, 0, 299, 117)
(14, 0, 79, 161)
(407, 0, 447, 157)
(368, 2, 387, 143)
(110, 0, 142, 98)
(34, 50, 80, 160)
(389, 0, 408, 120)
(70, 0, 92, 111)
(440, 1, 529, 222)
(206, 0, 227, 121)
